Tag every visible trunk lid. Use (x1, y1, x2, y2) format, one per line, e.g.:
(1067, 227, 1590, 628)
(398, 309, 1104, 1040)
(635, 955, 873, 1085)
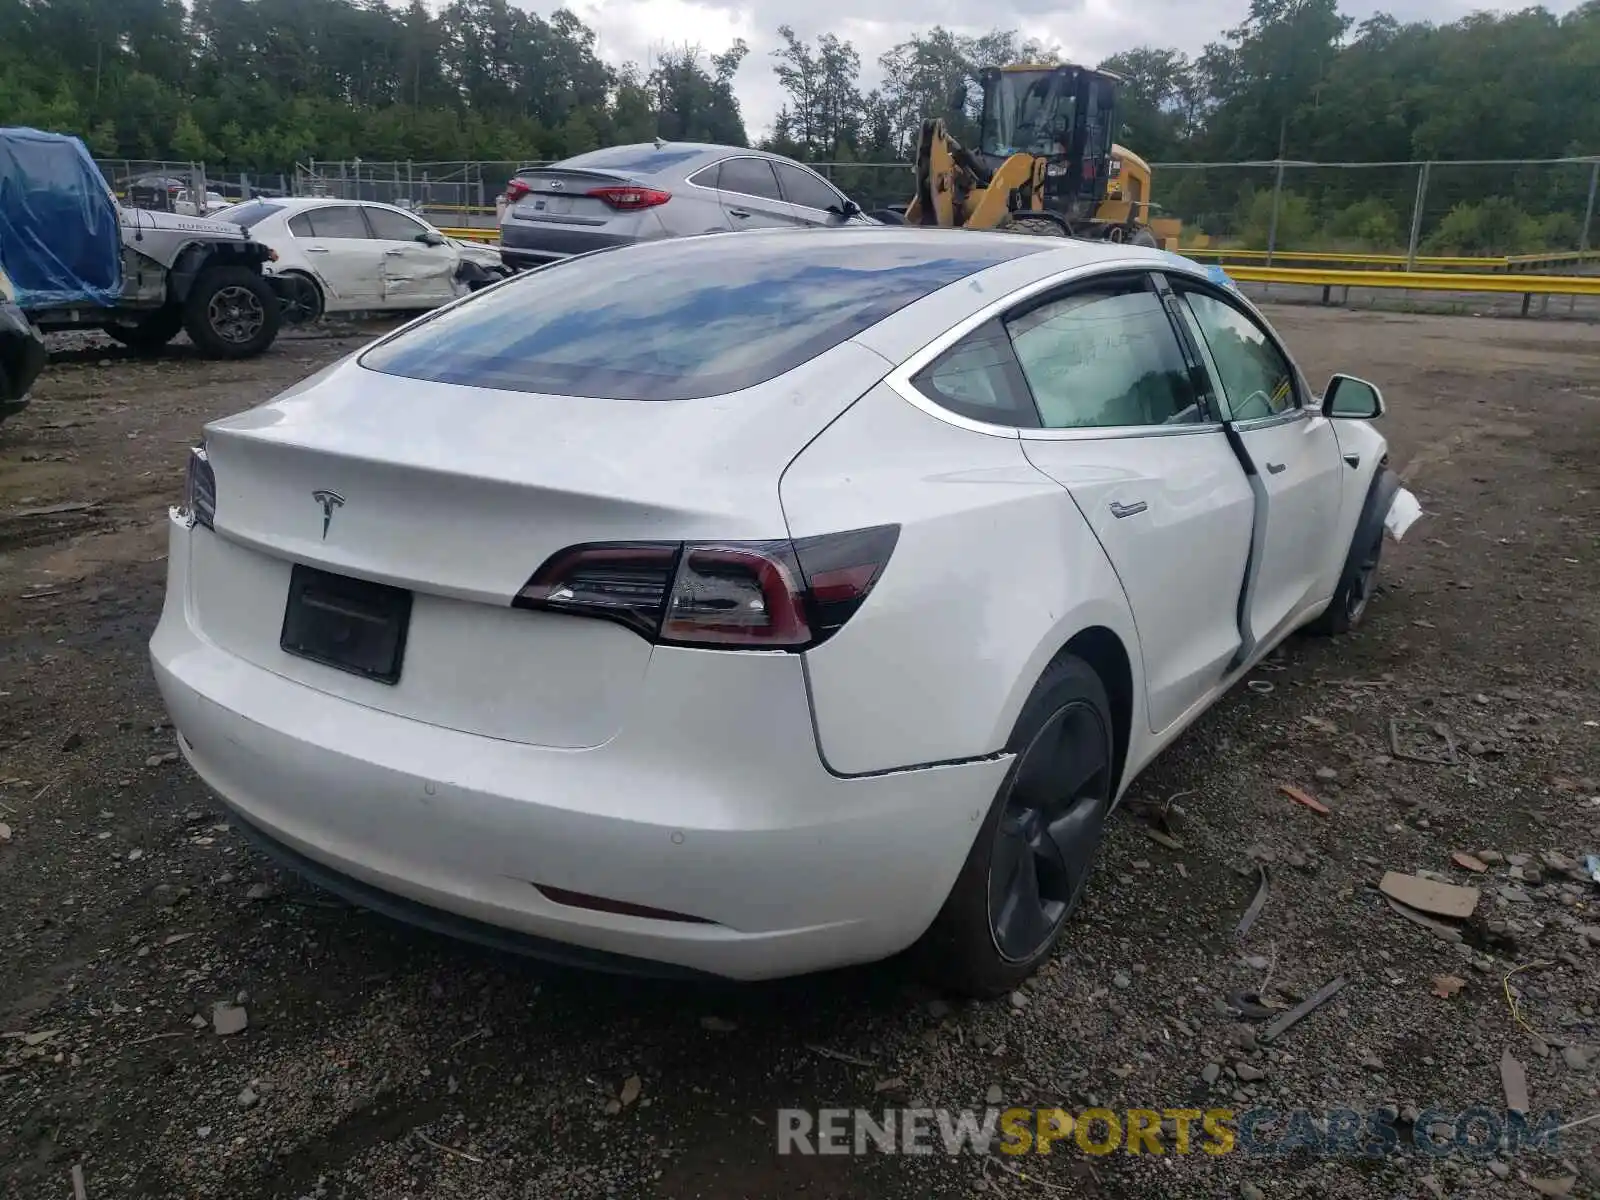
(189, 342, 891, 747)
(510, 168, 636, 223)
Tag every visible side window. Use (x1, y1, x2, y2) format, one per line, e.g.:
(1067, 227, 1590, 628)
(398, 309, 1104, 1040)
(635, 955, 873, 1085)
(910, 319, 1037, 428)
(286, 212, 315, 238)
(1004, 281, 1201, 429)
(774, 162, 843, 212)
(688, 162, 721, 190)
(716, 157, 784, 203)
(305, 205, 371, 240)
(365, 206, 430, 242)
(1180, 289, 1297, 421)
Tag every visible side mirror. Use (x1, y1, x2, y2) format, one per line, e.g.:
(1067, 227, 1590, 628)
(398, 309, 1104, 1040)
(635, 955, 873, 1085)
(839, 198, 861, 219)
(1322, 374, 1385, 420)
(418, 230, 447, 247)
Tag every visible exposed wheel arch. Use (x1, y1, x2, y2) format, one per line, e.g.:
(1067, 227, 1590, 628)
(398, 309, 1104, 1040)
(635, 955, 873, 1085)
(276, 270, 325, 324)
(1055, 627, 1134, 798)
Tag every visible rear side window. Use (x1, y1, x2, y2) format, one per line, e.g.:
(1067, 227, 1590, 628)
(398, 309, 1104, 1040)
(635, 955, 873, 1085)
(360, 238, 1023, 401)
(911, 320, 1038, 427)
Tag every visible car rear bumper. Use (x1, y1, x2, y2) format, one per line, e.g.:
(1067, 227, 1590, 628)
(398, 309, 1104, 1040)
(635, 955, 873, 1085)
(497, 221, 639, 266)
(149, 514, 1007, 980)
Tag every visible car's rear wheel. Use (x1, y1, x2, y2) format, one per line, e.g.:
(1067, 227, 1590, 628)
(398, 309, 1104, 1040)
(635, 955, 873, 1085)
(105, 307, 184, 354)
(183, 266, 280, 359)
(917, 654, 1114, 998)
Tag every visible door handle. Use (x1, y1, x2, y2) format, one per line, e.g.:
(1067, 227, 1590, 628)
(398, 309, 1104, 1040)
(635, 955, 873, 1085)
(305, 246, 329, 253)
(1109, 500, 1148, 519)
(1265, 461, 1287, 474)
(1343, 452, 1361, 468)
(385, 249, 407, 256)
(728, 208, 752, 219)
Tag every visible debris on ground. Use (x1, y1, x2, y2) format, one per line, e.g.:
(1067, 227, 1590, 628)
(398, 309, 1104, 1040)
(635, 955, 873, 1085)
(1500, 1049, 1529, 1114)
(699, 1016, 737, 1033)
(619, 1074, 642, 1107)
(1280, 784, 1330, 815)
(1450, 851, 1489, 873)
(1235, 866, 1270, 939)
(1388, 719, 1458, 765)
(1260, 975, 1349, 1043)
(1378, 871, 1480, 920)
(211, 1003, 247, 1036)
(1429, 974, 1465, 998)
(806, 1044, 875, 1068)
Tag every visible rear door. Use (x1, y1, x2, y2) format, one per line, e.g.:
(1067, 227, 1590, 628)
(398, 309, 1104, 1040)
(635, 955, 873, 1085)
(1006, 273, 1256, 733)
(709, 157, 801, 229)
(362, 205, 458, 307)
(772, 161, 849, 228)
(1171, 281, 1344, 649)
(287, 205, 385, 305)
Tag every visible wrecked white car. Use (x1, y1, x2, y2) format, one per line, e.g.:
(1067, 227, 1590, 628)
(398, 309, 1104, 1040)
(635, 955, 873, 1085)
(215, 197, 511, 323)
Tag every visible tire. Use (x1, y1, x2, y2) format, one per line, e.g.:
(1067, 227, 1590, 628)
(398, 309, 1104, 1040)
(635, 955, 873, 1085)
(1000, 213, 1068, 238)
(1130, 228, 1160, 248)
(182, 266, 280, 359)
(916, 654, 1115, 998)
(105, 307, 184, 354)
(276, 272, 324, 325)
(1310, 519, 1383, 636)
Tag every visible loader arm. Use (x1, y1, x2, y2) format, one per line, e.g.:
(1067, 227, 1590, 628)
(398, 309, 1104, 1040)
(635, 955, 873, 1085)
(904, 118, 1048, 231)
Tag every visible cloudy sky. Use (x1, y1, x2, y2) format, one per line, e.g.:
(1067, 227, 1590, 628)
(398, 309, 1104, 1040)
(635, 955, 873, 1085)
(508, 0, 1583, 137)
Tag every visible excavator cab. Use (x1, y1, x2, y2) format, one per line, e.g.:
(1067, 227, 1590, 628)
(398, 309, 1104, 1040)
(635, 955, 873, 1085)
(975, 65, 1119, 221)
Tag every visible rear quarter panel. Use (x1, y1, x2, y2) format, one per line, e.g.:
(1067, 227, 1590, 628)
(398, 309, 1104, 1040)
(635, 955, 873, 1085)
(781, 382, 1146, 777)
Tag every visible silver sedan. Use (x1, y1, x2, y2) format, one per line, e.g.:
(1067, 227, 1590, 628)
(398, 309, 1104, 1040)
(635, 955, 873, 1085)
(496, 141, 878, 269)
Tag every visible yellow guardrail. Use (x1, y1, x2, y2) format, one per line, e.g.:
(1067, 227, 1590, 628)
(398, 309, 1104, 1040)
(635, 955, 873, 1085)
(1183, 247, 1600, 271)
(440, 227, 501, 242)
(1227, 266, 1600, 294)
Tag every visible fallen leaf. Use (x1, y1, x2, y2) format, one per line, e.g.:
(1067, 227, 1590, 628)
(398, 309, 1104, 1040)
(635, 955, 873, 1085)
(0, 822, 10, 842)
(619, 1074, 641, 1106)
(1280, 784, 1330, 815)
(1451, 851, 1489, 874)
(1430, 974, 1466, 999)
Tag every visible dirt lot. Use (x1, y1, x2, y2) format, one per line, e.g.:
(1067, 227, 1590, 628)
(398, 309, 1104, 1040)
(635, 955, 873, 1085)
(2, 311, 1598, 1200)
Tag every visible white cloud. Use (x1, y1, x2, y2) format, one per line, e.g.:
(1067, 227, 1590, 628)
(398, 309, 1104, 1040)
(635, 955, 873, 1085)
(508, 0, 1586, 140)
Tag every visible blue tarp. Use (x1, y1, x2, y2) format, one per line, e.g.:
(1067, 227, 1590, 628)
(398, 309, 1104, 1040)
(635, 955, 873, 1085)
(0, 127, 122, 309)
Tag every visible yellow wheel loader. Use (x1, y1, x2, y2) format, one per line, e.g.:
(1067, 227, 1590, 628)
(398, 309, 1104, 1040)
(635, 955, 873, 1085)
(890, 64, 1179, 248)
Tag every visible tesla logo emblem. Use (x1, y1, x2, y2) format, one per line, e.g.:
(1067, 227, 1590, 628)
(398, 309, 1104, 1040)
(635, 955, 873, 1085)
(547, 180, 563, 190)
(311, 489, 345, 539)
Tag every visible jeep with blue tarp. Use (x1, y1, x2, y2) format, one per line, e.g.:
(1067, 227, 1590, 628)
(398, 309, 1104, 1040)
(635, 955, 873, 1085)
(0, 126, 282, 360)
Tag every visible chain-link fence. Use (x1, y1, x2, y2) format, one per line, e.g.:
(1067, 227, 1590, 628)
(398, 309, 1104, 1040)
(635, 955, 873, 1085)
(1156, 157, 1600, 263)
(268, 155, 1600, 261)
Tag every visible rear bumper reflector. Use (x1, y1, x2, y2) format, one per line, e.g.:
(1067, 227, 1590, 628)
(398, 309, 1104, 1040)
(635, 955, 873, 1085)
(532, 883, 719, 925)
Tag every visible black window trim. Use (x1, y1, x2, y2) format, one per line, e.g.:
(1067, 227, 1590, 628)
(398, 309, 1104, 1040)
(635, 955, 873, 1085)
(361, 202, 432, 243)
(1164, 273, 1309, 430)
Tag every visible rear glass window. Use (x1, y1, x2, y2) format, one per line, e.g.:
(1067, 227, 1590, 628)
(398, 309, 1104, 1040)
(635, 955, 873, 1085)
(552, 146, 705, 175)
(216, 201, 284, 230)
(360, 236, 1031, 401)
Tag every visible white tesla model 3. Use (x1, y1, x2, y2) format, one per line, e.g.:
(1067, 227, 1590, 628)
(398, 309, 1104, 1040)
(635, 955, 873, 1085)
(150, 227, 1414, 996)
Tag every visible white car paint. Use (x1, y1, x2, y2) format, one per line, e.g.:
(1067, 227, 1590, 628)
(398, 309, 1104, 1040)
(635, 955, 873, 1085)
(149, 229, 1416, 984)
(219, 197, 482, 315)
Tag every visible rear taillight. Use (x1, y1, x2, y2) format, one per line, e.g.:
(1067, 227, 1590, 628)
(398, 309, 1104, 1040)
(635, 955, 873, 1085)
(585, 185, 671, 211)
(505, 178, 533, 203)
(183, 444, 216, 530)
(513, 526, 898, 650)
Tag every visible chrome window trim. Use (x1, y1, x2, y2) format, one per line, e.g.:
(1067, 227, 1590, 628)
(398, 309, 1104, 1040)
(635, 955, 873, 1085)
(1231, 408, 1309, 433)
(882, 258, 1218, 440)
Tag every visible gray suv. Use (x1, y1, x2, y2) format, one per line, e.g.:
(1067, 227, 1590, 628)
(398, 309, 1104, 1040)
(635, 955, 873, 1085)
(498, 142, 875, 269)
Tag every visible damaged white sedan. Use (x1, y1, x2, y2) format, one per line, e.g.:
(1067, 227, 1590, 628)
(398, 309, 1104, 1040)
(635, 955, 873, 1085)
(216, 197, 509, 323)
(149, 229, 1420, 997)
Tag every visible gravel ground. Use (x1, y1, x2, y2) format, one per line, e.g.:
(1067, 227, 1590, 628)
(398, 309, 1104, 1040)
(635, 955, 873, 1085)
(1, 310, 1598, 1200)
